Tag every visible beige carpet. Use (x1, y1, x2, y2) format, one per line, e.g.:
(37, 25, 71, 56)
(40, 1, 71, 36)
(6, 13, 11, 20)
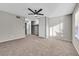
(0, 35, 78, 56)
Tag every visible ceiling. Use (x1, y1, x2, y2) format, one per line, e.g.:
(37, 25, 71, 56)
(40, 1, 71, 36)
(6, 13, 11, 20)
(0, 3, 76, 18)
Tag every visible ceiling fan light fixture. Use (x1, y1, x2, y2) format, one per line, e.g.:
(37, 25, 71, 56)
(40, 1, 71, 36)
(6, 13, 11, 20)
(34, 14, 38, 17)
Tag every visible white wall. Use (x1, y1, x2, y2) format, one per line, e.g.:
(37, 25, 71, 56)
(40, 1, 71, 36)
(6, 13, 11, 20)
(26, 21, 31, 35)
(0, 11, 25, 42)
(48, 15, 72, 41)
(72, 4, 79, 54)
(46, 17, 50, 38)
(25, 18, 31, 35)
(39, 17, 46, 38)
(38, 15, 72, 41)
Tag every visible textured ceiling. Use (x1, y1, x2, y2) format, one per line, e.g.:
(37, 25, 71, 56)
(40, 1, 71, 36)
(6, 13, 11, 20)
(0, 3, 76, 18)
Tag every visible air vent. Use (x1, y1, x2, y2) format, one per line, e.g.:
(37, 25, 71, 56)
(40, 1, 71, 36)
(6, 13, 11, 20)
(16, 16, 20, 19)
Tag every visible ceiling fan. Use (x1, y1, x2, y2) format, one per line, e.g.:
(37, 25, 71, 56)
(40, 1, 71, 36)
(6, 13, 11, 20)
(28, 8, 44, 16)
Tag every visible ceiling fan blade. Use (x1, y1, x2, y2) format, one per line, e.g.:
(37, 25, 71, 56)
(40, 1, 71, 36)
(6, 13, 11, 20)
(37, 13, 44, 15)
(37, 9, 43, 13)
(28, 8, 35, 13)
(28, 13, 34, 15)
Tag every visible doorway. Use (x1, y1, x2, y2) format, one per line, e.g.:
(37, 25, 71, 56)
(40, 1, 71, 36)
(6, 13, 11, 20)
(31, 21, 39, 36)
(25, 23, 27, 35)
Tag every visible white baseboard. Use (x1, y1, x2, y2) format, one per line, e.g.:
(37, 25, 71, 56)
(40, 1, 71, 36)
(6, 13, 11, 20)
(0, 35, 25, 43)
